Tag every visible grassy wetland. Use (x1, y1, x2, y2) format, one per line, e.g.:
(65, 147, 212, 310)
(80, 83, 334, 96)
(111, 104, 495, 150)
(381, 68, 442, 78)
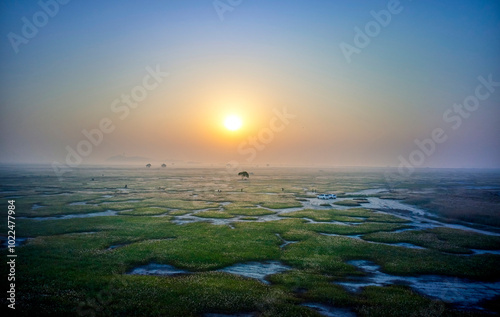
(1, 165, 500, 316)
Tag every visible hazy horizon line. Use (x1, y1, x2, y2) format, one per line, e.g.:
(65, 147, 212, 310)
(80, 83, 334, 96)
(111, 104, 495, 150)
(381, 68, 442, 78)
(1, 162, 500, 172)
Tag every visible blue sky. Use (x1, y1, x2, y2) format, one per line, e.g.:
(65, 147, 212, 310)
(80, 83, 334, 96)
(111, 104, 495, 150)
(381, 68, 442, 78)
(1, 0, 499, 168)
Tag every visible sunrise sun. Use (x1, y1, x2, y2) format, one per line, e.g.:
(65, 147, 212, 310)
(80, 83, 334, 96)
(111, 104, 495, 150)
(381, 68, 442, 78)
(224, 115, 242, 131)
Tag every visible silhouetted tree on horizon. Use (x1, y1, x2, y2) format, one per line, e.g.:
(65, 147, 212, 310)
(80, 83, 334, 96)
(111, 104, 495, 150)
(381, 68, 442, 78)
(238, 171, 249, 180)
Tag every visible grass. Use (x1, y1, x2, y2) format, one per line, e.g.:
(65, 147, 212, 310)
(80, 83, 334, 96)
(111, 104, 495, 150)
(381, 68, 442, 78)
(195, 210, 235, 219)
(280, 208, 409, 223)
(169, 209, 192, 216)
(333, 200, 362, 207)
(281, 210, 364, 222)
(363, 227, 500, 254)
(281, 233, 500, 280)
(352, 285, 446, 317)
(1, 166, 499, 316)
(118, 207, 169, 216)
(226, 208, 276, 216)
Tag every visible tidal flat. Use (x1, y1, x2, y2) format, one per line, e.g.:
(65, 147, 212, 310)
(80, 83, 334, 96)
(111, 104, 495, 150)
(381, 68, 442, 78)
(1, 165, 499, 316)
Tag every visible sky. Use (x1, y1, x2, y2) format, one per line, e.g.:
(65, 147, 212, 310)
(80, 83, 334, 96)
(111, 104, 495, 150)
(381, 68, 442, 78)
(0, 0, 499, 168)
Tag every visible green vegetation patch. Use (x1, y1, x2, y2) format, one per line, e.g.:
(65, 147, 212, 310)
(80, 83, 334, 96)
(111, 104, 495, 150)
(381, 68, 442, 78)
(352, 285, 446, 317)
(307, 222, 410, 235)
(280, 208, 408, 224)
(281, 210, 362, 223)
(333, 200, 362, 207)
(169, 209, 192, 216)
(281, 233, 500, 280)
(116, 207, 169, 216)
(5, 167, 500, 316)
(144, 199, 219, 210)
(364, 227, 500, 254)
(195, 210, 234, 219)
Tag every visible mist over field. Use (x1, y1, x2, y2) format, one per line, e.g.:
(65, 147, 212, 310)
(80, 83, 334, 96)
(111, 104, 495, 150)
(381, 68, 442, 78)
(1, 0, 499, 169)
(1, 1, 500, 316)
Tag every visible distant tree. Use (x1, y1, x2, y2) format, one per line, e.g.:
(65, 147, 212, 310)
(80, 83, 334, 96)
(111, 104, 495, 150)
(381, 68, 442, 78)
(146, 163, 151, 168)
(238, 171, 249, 180)
(161, 163, 167, 168)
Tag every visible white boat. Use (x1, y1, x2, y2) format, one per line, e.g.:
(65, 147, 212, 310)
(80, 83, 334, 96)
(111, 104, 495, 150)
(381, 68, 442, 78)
(317, 194, 336, 200)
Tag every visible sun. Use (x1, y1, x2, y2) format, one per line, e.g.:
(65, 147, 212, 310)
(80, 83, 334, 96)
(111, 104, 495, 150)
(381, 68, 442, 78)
(224, 115, 242, 131)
